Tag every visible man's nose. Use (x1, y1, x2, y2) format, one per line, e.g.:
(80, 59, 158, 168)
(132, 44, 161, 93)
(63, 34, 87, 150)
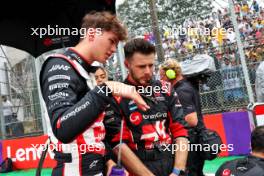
(145, 67, 152, 75)
(111, 44, 117, 53)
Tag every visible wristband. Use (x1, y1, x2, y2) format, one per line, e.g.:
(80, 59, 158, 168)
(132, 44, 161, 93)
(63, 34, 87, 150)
(172, 167, 180, 175)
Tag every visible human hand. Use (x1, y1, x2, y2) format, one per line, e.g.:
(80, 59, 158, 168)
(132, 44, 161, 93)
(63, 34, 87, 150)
(106, 159, 129, 176)
(105, 81, 150, 111)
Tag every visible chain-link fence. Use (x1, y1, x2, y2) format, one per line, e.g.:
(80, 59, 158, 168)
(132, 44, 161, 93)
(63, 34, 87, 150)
(114, 0, 264, 114)
(0, 51, 43, 139)
(106, 40, 264, 115)
(198, 41, 263, 114)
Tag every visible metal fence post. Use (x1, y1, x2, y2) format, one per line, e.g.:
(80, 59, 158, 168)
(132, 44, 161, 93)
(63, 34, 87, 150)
(34, 57, 47, 134)
(0, 85, 6, 139)
(228, 0, 255, 103)
(116, 42, 127, 80)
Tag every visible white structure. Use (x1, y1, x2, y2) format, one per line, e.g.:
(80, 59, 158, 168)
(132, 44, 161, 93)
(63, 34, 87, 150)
(0, 46, 9, 95)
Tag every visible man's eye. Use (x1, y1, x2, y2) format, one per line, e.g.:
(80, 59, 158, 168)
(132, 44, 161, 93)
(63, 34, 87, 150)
(110, 39, 115, 44)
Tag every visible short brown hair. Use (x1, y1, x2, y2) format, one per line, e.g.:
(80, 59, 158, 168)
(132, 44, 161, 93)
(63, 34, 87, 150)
(124, 38, 156, 60)
(81, 11, 127, 41)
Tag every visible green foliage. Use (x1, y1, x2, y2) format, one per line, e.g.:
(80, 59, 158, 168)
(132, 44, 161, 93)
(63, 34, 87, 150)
(117, 0, 213, 37)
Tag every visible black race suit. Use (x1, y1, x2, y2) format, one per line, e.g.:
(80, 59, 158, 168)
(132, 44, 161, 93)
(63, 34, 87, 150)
(40, 48, 112, 176)
(104, 78, 188, 176)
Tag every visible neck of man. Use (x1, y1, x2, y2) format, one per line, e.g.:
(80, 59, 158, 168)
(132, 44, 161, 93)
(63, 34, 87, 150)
(72, 41, 94, 65)
(252, 151, 264, 159)
(127, 74, 150, 87)
(171, 74, 184, 87)
(127, 74, 136, 85)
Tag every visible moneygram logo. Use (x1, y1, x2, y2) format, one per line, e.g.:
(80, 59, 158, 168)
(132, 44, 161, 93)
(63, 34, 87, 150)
(143, 112, 167, 120)
(130, 111, 143, 125)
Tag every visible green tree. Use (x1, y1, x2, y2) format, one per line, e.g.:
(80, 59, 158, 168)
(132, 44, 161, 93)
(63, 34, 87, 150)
(117, 0, 213, 37)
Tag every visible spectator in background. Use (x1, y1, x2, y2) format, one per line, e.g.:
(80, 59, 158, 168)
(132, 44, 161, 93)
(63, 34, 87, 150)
(95, 66, 108, 85)
(1, 95, 13, 136)
(256, 18, 264, 30)
(255, 28, 263, 44)
(256, 47, 264, 61)
(235, 2, 241, 15)
(260, 9, 264, 18)
(251, 0, 260, 13)
(241, 1, 250, 18)
(226, 28, 236, 43)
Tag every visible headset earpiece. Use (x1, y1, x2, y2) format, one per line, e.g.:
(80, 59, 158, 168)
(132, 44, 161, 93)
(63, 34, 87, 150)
(165, 69, 176, 79)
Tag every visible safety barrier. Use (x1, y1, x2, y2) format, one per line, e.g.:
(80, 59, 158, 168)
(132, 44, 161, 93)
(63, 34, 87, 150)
(0, 110, 257, 170)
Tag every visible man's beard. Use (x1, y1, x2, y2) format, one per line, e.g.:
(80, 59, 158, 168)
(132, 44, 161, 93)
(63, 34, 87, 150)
(130, 69, 152, 86)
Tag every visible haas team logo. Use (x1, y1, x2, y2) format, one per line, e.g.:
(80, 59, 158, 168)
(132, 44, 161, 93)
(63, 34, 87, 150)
(129, 112, 143, 125)
(222, 169, 231, 176)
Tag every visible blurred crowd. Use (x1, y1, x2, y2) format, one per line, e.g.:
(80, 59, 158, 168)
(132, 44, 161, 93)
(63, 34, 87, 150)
(159, 0, 264, 64)
(147, 0, 264, 112)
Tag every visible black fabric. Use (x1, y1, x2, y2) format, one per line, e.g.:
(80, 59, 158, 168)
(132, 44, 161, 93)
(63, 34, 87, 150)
(186, 131, 205, 176)
(54, 151, 72, 163)
(215, 155, 264, 176)
(198, 128, 223, 160)
(81, 153, 105, 176)
(134, 148, 172, 161)
(0, 0, 116, 58)
(51, 153, 105, 176)
(0, 158, 12, 173)
(36, 139, 50, 176)
(174, 79, 205, 129)
(6, 113, 24, 137)
(104, 79, 188, 150)
(143, 153, 174, 176)
(173, 79, 206, 175)
(40, 49, 112, 175)
(40, 49, 112, 143)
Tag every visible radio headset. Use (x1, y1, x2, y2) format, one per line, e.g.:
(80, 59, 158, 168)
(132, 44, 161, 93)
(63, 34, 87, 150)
(165, 69, 176, 80)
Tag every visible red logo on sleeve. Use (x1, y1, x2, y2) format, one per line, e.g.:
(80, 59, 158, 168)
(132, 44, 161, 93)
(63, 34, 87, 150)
(222, 169, 231, 176)
(129, 112, 143, 125)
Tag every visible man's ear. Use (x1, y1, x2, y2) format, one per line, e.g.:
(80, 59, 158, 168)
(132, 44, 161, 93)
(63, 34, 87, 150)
(85, 28, 96, 42)
(124, 60, 129, 69)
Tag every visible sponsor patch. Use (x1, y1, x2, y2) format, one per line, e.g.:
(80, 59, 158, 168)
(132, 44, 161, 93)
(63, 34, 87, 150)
(48, 75, 70, 82)
(48, 64, 70, 72)
(143, 112, 167, 120)
(129, 112, 143, 125)
(61, 101, 90, 122)
(49, 83, 69, 91)
(48, 92, 69, 101)
(222, 169, 231, 176)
